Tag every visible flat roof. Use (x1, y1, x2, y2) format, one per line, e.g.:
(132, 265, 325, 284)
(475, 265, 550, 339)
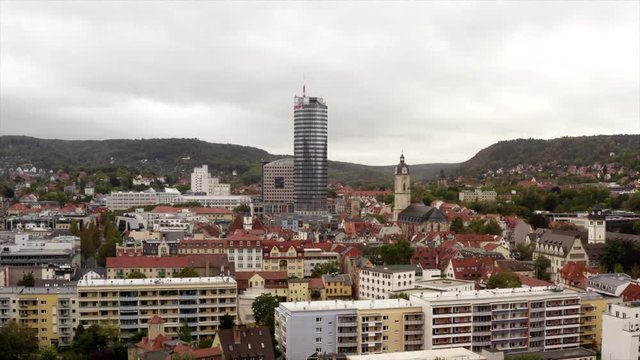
(415, 279, 475, 287)
(366, 265, 422, 274)
(505, 347, 596, 360)
(78, 276, 236, 287)
(347, 348, 485, 360)
(409, 286, 579, 303)
(0, 286, 76, 295)
(279, 298, 422, 312)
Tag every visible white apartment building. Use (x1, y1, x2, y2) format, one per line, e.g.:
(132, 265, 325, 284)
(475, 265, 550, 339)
(77, 277, 237, 340)
(180, 195, 252, 211)
(601, 302, 640, 360)
(459, 189, 498, 202)
(410, 287, 582, 353)
(359, 265, 419, 299)
(275, 299, 425, 359)
(303, 249, 340, 277)
(190, 165, 231, 196)
(106, 190, 159, 210)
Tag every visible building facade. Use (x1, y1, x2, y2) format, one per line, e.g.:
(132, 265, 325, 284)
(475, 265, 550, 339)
(359, 265, 418, 300)
(262, 158, 294, 209)
(77, 277, 237, 340)
(190, 165, 231, 196)
(458, 189, 498, 203)
(0, 286, 78, 348)
(601, 302, 640, 360)
(410, 287, 582, 353)
(274, 299, 424, 359)
(294, 93, 328, 214)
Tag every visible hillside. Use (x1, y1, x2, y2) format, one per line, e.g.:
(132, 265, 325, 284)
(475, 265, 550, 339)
(1, 134, 637, 185)
(460, 134, 640, 175)
(0, 136, 454, 185)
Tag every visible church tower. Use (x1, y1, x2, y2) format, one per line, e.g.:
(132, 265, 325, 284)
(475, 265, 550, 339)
(393, 154, 411, 221)
(587, 203, 606, 244)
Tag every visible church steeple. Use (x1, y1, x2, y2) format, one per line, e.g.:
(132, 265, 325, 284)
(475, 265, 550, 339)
(393, 153, 411, 221)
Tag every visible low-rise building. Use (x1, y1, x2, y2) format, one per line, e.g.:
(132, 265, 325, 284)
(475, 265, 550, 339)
(358, 265, 421, 300)
(579, 292, 608, 350)
(459, 189, 498, 203)
(322, 274, 353, 300)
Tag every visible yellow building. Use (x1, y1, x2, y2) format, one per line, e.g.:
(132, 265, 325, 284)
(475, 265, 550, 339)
(288, 279, 310, 302)
(262, 241, 305, 279)
(77, 277, 237, 340)
(580, 292, 608, 350)
(322, 274, 353, 300)
(0, 287, 78, 348)
(356, 304, 424, 353)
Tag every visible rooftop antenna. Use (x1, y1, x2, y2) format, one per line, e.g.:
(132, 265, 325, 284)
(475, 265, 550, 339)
(303, 73, 306, 97)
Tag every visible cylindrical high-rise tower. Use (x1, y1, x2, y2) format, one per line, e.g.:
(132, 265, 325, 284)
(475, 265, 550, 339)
(293, 93, 328, 214)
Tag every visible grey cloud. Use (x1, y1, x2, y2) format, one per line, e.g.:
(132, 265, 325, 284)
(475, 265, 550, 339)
(0, 1, 638, 166)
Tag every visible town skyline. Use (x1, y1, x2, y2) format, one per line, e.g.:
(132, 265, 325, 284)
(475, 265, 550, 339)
(1, 1, 638, 166)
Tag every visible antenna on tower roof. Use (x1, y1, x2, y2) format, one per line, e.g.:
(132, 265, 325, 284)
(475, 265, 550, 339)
(303, 73, 306, 97)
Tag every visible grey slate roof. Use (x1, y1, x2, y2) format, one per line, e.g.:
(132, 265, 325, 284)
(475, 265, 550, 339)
(397, 203, 448, 223)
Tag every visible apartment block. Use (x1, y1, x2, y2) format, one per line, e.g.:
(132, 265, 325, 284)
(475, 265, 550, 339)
(0, 286, 78, 348)
(458, 189, 498, 202)
(359, 265, 419, 299)
(601, 302, 640, 360)
(77, 277, 237, 340)
(303, 249, 340, 277)
(579, 292, 607, 350)
(274, 299, 425, 359)
(410, 287, 582, 353)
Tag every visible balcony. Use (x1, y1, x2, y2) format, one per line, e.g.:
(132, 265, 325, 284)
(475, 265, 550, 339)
(405, 319, 423, 325)
(405, 329, 423, 335)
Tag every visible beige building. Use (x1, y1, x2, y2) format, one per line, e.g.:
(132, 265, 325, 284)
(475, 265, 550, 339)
(0, 286, 78, 348)
(533, 231, 589, 283)
(580, 292, 608, 350)
(459, 189, 498, 202)
(77, 277, 237, 340)
(262, 158, 294, 205)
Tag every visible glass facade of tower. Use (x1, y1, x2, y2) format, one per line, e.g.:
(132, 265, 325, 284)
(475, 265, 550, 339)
(293, 95, 328, 214)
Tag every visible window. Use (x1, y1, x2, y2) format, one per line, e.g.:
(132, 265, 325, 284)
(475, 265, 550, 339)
(316, 327, 322, 332)
(316, 317, 322, 323)
(315, 337, 322, 343)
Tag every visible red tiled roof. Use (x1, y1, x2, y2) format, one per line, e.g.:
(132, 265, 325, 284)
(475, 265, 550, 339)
(449, 257, 494, 280)
(622, 283, 640, 302)
(148, 315, 165, 324)
(107, 256, 190, 268)
(235, 271, 288, 281)
(516, 273, 553, 287)
(309, 278, 325, 289)
(151, 205, 180, 213)
(560, 261, 588, 287)
(136, 334, 170, 352)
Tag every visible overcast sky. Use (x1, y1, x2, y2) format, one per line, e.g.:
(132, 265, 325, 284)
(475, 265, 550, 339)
(1, 1, 638, 166)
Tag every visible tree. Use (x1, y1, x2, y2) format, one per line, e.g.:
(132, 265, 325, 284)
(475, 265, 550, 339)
(0, 320, 39, 360)
(528, 214, 549, 230)
(126, 270, 147, 279)
(483, 219, 502, 236)
(508, 355, 546, 360)
(17, 272, 35, 287)
(233, 204, 250, 213)
(533, 255, 551, 281)
(379, 240, 413, 265)
(389, 292, 409, 300)
(486, 271, 522, 289)
(220, 313, 235, 330)
(177, 320, 192, 343)
(311, 261, 340, 278)
(450, 217, 464, 233)
(175, 267, 199, 278)
(69, 219, 81, 236)
(198, 339, 214, 348)
(39, 346, 58, 360)
(516, 243, 535, 261)
(252, 293, 279, 334)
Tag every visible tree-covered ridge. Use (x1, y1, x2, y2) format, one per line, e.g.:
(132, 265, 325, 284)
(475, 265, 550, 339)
(461, 134, 640, 175)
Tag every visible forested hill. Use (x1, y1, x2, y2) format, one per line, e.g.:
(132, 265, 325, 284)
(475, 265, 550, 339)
(1, 134, 637, 185)
(460, 135, 640, 175)
(0, 136, 455, 185)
